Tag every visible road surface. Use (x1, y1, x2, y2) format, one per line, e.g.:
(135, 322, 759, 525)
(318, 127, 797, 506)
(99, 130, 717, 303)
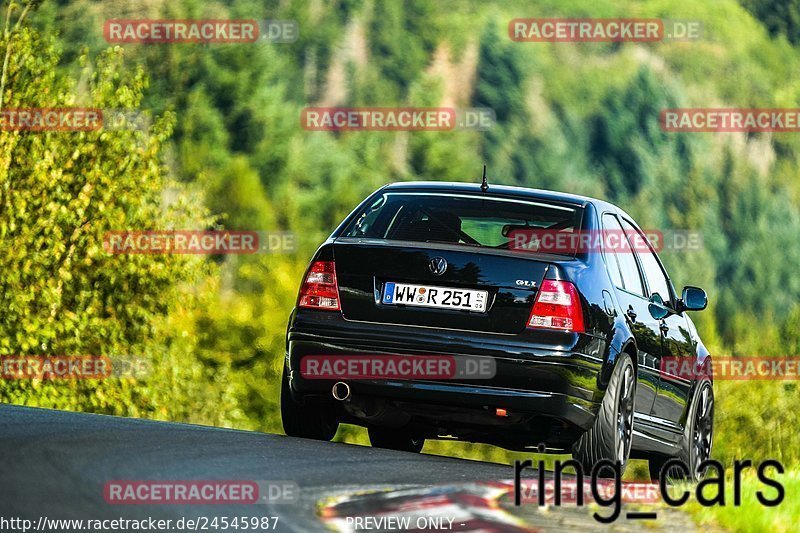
(0, 405, 696, 532)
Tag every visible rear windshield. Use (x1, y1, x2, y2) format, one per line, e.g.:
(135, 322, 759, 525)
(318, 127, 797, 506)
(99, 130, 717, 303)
(340, 192, 583, 250)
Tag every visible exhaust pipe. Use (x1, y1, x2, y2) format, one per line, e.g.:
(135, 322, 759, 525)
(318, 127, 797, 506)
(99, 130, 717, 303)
(332, 381, 351, 401)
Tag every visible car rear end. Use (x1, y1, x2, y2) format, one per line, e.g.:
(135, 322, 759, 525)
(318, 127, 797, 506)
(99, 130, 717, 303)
(285, 183, 608, 450)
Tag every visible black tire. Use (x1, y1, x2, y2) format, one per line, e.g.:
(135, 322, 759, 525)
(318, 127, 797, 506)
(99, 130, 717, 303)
(647, 379, 714, 483)
(572, 352, 635, 476)
(280, 367, 339, 441)
(368, 427, 425, 453)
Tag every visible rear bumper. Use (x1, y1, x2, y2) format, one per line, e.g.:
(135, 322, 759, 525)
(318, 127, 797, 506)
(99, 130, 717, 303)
(286, 310, 607, 440)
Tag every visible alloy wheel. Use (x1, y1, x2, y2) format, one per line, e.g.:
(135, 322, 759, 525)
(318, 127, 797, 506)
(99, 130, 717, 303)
(692, 383, 714, 478)
(616, 364, 635, 464)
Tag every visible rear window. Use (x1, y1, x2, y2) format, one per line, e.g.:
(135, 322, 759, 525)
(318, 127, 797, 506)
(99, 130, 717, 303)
(340, 192, 582, 250)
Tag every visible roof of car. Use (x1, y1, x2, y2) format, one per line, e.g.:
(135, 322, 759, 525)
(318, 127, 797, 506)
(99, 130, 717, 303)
(382, 181, 627, 217)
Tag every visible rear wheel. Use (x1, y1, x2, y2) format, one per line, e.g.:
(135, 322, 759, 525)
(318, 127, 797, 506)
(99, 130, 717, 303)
(572, 352, 635, 476)
(280, 367, 339, 441)
(368, 427, 425, 453)
(648, 380, 714, 483)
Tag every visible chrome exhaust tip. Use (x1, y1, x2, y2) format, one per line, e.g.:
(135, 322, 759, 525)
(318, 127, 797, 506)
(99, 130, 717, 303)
(332, 381, 351, 401)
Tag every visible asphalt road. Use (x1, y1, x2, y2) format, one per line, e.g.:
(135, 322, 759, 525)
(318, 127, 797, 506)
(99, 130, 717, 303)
(0, 405, 696, 532)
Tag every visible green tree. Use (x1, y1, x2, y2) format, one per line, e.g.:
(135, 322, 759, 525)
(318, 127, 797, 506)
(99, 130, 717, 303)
(740, 0, 800, 44)
(0, 2, 235, 423)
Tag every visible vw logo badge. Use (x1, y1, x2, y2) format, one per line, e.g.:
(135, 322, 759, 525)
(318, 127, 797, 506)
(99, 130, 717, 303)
(429, 257, 448, 276)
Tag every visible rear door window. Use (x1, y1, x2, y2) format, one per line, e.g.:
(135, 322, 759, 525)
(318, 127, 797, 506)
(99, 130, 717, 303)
(621, 218, 673, 303)
(601, 214, 624, 288)
(602, 214, 644, 296)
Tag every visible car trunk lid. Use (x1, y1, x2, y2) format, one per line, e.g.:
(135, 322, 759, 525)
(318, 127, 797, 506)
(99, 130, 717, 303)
(332, 239, 551, 334)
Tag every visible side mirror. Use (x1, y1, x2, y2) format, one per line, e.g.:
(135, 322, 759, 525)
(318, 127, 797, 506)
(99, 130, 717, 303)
(648, 293, 670, 320)
(681, 286, 707, 311)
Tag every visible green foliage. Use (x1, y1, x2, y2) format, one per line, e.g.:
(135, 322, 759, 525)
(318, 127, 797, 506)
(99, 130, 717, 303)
(686, 463, 800, 532)
(366, 0, 438, 99)
(0, 5, 243, 425)
(6, 0, 800, 482)
(474, 21, 526, 126)
(714, 381, 800, 465)
(740, 0, 800, 44)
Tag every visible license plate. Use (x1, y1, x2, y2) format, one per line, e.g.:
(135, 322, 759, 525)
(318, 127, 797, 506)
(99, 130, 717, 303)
(382, 282, 487, 312)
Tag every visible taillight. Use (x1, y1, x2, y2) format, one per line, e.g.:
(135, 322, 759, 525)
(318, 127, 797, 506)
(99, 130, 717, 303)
(527, 280, 585, 333)
(298, 261, 341, 310)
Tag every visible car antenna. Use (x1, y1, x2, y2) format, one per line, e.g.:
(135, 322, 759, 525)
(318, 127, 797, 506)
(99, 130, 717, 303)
(480, 164, 489, 192)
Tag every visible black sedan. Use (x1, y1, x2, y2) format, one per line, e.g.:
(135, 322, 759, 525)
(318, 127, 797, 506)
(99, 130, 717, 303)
(281, 181, 713, 480)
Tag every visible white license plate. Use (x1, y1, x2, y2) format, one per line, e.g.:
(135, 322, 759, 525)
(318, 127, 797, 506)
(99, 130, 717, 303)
(382, 282, 487, 312)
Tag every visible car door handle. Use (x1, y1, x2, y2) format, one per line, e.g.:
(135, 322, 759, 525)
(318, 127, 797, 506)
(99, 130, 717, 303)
(660, 322, 669, 334)
(625, 307, 637, 321)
